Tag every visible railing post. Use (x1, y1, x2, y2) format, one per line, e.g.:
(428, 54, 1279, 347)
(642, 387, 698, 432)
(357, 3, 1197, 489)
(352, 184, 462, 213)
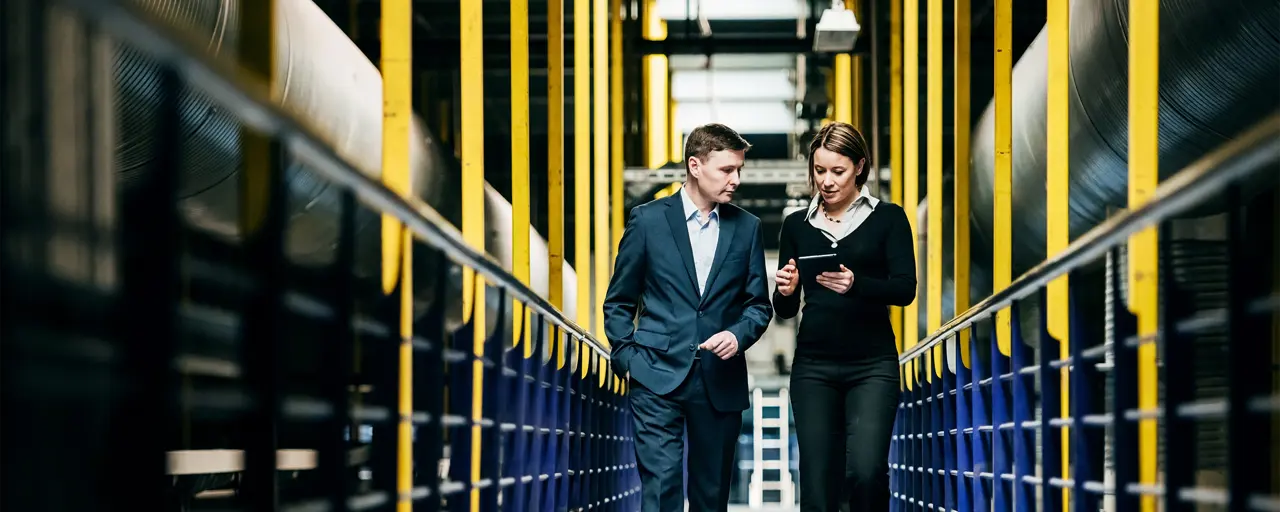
(320, 190, 356, 509)
(1224, 185, 1272, 512)
(1038, 290, 1063, 512)
(1110, 246, 1141, 512)
(119, 36, 185, 512)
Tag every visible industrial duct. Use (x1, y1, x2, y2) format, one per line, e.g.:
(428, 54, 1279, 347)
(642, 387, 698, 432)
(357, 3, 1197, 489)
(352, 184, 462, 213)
(915, 0, 1280, 340)
(117, 0, 584, 329)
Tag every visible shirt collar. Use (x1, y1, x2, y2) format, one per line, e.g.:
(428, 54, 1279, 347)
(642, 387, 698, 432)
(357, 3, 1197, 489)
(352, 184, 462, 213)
(805, 184, 879, 220)
(680, 185, 719, 223)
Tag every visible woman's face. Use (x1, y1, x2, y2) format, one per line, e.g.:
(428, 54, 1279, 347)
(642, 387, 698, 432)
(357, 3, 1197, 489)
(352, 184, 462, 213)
(811, 147, 864, 205)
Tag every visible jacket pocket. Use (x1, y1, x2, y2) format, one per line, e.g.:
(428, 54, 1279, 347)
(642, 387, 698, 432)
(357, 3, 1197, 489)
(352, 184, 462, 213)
(633, 330, 672, 351)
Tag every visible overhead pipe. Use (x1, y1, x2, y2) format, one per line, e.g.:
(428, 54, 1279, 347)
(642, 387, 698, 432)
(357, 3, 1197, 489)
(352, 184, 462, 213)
(915, 0, 1280, 338)
(116, 0, 586, 331)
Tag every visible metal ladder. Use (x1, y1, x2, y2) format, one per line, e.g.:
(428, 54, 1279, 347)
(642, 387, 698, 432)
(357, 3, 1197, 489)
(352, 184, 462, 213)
(748, 387, 795, 509)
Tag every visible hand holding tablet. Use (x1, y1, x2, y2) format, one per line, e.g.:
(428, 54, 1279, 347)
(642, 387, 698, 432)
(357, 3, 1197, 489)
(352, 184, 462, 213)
(795, 253, 842, 276)
(799, 254, 855, 294)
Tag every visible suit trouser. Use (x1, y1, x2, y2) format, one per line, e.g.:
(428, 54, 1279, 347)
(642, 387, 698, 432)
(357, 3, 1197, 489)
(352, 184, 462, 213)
(629, 358, 742, 512)
(789, 354, 900, 512)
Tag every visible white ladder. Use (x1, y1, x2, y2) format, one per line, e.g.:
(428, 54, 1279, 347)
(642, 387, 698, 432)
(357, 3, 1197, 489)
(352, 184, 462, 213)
(748, 387, 795, 509)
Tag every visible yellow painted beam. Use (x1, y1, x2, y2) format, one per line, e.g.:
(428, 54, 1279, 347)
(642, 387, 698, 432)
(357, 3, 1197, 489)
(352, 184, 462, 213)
(927, 0, 943, 379)
(1127, 0, 1160, 509)
(1046, 0, 1072, 503)
(548, 0, 567, 369)
(953, 0, 971, 368)
(669, 98, 681, 164)
(460, 0, 487, 507)
(904, 0, 920, 386)
(610, 0, 624, 257)
(512, 0, 533, 358)
(851, 0, 864, 128)
(890, 0, 904, 362)
(238, 0, 276, 240)
(642, 0, 668, 169)
(377, 0, 415, 508)
(835, 55, 852, 124)
(574, 0, 592, 330)
(993, 0, 1012, 357)
(593, 0, 610, 339)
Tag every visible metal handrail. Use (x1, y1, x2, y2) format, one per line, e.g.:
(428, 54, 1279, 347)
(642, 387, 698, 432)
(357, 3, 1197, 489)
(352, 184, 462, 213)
(58, 0, 611, 358)
(899, 112, 1280, 364)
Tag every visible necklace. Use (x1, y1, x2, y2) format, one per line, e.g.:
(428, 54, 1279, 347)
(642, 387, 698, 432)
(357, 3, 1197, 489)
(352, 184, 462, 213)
(822, 205, 843, 223)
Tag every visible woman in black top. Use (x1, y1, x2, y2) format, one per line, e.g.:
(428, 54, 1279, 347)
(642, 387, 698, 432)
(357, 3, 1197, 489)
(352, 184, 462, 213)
(773, 121, 917, 511)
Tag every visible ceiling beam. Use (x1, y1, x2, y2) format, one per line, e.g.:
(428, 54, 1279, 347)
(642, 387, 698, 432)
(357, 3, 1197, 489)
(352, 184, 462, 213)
(633, 33, 870, 55)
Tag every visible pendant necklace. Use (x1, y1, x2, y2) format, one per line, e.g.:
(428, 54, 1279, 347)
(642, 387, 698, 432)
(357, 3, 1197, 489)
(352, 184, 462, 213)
(823, 206, 841, 248)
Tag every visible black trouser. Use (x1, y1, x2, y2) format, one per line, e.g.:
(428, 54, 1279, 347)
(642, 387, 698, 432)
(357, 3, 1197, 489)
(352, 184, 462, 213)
(629, 359, 742, 512)
(790, 354, 900, 512)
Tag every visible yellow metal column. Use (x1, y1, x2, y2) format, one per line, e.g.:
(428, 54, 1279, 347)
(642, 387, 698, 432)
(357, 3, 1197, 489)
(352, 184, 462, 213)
(548, 0, 567, 368)
(834, 55, 851, 124)
(593, 0, 610, 339)
(574, 0, 592, 330)
(953, 0, 971, 367)
(832, 1, 861, 127)
(513, 0, 533, 356)
(669, 96, 681, 164)
(642, 0, 668, 169)
(377, 0, 415, 508)
(903, 0, 920, 385)
(1046, 0, 1072, 503)
(460, 0, 487, 508)
(889, 0, 904, 355)
(238, 1, 275, 237)
(993, 0, 1012, 357)
(1127, 0, 1160, 509)
(610, 0, 624, 255)
(834, 44, 852, 125)
(926, 0, 942, 379)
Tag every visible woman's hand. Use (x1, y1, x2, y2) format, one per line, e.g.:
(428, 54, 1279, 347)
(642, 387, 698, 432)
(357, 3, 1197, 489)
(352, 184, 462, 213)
(775, 258, 799, 296)
(816, 264, 855, 294)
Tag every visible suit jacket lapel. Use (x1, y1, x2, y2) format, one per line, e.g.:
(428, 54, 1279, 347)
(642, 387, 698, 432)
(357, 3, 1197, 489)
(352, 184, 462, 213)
(699, 207, 737, 308)
(663, 197, 701, 297)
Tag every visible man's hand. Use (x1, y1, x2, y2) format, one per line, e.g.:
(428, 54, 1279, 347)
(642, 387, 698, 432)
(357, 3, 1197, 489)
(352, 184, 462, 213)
(699, 331, 740, 360)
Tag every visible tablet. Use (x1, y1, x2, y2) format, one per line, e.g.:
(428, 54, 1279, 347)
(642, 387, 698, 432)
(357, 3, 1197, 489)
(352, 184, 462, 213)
(795, 253, 842, 276)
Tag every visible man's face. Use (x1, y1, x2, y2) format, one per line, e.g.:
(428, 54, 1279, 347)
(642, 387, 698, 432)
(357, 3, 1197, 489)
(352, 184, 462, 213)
(688, 149, 745, 204)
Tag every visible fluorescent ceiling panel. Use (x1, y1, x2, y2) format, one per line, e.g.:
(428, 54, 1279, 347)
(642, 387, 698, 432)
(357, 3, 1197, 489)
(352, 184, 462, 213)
(671, 69, 795, 102)
(675, 101, 796, 134)
(668, 54, 797, 70)
(655, 0, 804, 20)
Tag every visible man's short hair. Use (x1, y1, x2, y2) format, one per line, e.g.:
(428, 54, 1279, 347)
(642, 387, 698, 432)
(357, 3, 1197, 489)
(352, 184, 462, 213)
(683, 123, 751, 167)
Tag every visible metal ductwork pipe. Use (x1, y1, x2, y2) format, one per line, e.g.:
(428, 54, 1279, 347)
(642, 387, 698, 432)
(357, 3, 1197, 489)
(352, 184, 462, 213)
(916, 0, 1280, 339)
(117, 0, 583, 329)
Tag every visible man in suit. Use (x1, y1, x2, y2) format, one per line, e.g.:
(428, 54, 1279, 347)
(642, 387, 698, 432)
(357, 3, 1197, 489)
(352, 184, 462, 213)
(603, 123, 774, 512)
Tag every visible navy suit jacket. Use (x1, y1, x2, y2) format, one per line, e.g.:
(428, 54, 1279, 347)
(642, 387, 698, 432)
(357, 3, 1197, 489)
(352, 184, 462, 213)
(603, 194, 773, 412)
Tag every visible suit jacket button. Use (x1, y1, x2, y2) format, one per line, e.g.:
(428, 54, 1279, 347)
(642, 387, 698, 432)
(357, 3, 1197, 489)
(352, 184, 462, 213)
(697, 310, 705, 317)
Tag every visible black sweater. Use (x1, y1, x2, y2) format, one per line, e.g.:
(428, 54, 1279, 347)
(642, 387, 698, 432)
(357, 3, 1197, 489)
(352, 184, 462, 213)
(772, 202, 917, 361)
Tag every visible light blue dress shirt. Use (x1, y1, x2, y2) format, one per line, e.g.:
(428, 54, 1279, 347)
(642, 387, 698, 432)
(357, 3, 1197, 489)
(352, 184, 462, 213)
(680, 186, 720, 296)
